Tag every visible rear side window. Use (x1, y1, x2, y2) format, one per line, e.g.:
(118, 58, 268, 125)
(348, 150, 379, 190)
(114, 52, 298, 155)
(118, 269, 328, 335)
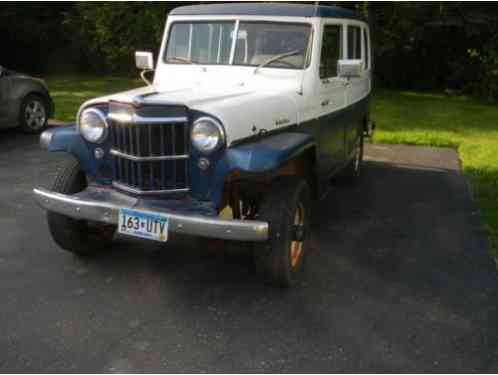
(347, 26, 362, 60)
(364, 28, 370, 69)
(320, 25, 342, 79)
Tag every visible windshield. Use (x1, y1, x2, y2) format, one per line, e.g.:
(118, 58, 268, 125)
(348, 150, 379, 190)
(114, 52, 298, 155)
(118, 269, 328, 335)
(164, 21, 311, 69)
(165, 22, 235, 65)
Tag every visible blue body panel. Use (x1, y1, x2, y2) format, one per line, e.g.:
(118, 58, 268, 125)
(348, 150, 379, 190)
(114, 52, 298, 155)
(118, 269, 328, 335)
(43, 125, 113, 184)
(189, 132, 315, 205)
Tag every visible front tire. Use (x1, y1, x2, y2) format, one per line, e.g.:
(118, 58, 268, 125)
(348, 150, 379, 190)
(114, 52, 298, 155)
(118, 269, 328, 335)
(254, 177, 311, 288)
(47, 156, 115, 256)
(19, 94, 48, 133)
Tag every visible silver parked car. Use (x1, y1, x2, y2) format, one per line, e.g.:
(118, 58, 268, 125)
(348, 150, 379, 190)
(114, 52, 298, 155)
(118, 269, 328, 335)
(0, 66, 54, 133)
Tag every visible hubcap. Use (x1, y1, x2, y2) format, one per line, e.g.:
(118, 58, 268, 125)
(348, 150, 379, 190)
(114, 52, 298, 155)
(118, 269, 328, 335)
(25, 100, 46, 130)
(290, 202, 305, 268)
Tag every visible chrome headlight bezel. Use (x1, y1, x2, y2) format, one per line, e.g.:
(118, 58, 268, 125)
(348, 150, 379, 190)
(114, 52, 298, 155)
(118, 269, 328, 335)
(191, 117, 225, 154)
(77, 107, 109, 144)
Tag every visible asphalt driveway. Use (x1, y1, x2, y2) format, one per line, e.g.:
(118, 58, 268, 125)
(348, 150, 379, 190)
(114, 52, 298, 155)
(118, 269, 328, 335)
(0, 129, 496, 372)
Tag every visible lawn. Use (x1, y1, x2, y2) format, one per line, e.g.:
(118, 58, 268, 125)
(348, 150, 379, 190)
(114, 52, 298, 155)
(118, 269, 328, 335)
(372, 89, 498, 259)
(43, 75, 498, 260)
(45, 75, 141, 122)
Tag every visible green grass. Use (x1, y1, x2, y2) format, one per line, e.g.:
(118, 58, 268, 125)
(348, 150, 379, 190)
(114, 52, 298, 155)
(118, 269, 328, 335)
(372, 89, 498, 259)
(44, 75, 141, 122)
(42, 75, 498, 259)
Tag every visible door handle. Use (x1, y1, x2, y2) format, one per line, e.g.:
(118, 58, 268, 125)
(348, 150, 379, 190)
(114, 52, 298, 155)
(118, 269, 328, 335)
(321, 100, 330, 107)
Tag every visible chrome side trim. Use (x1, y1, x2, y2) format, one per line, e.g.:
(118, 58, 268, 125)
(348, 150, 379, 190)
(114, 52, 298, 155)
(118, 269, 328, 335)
(33, 187, 269, 241)
(112, 181, 190, 196)
(108, 113, 188, 124)
(110, 149, 189, 161)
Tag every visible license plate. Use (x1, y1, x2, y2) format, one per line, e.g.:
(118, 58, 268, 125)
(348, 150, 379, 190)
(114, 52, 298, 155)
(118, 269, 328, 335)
(118, 208, 169, 242)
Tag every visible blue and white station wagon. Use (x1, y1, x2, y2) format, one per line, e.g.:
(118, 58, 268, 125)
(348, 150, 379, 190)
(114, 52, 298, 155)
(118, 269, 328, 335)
(34, 3, 374, 287)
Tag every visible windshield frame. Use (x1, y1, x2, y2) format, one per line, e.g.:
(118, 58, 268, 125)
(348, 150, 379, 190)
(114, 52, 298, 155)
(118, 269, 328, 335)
(163, 19, 314, 70)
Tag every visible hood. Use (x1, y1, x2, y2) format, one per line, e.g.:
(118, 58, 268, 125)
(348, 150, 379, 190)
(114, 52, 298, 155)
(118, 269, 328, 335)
(82, 80, 300, 146)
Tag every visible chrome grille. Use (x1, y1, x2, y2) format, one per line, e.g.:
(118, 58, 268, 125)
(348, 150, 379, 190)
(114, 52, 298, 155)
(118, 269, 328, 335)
(109, 102, 190, 195)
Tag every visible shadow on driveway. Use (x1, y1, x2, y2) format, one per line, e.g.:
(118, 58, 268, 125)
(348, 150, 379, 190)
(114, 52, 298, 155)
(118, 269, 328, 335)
(0, 140, 496, 372)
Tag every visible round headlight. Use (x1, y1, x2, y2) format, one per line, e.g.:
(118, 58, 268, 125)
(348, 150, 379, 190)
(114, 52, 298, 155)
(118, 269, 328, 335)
(191, 117, 224, 153)
(78, 108, 108, 144)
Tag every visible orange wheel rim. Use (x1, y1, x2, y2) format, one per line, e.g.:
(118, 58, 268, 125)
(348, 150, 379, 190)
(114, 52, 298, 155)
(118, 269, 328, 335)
(290, 203, 305, 268)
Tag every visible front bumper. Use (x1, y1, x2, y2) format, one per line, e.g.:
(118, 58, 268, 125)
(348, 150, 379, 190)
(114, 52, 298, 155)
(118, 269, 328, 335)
(33, 187, 269, 242)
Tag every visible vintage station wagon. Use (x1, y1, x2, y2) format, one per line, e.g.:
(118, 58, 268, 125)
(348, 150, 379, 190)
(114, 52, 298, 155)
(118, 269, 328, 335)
(34, 3, 374, 287)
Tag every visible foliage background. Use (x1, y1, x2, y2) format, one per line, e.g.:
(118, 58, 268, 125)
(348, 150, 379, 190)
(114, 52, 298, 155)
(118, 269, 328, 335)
(1, 2, 497, 100)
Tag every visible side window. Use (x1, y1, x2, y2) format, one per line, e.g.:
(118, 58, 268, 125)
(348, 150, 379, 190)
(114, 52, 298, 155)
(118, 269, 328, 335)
(347, 26, 362, 60)
(320, 25, 342, 79)
(363, 28, 370, 69)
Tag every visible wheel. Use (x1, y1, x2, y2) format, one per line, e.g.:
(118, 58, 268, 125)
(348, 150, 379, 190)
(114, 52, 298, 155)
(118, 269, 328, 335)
(340, 132, 364, 183)
(47, 156, 115, 256)
(19, 94, 48, 133)
(254, 177, 311, 288)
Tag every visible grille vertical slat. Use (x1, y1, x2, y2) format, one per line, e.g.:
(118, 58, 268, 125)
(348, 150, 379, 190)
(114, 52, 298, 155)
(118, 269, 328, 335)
(128, 126, 136, 186)
(183, 125, 188, 186)
(171, 125, 176, 185)
(110, 125, 117, 181)
(147, 125, 154, 189)
(109, 104, 189, 195)
(136, 126, 143, 187)
(121, 124, 127, 154)
(159, 126, 166, 189)
(148, 125, 153, 156)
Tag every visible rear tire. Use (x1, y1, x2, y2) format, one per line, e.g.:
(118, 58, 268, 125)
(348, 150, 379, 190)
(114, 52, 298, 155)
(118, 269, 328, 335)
(47, 156, 115, 256)
(254, 177, 311, 288)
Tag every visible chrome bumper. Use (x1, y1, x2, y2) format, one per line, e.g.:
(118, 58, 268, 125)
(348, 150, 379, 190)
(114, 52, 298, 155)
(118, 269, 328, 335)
(33, 187, 269, 242)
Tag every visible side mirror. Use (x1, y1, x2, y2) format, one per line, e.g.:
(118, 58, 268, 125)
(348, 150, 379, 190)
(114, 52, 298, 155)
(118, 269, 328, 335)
(337, 59, 363, 79)
(135, 51, 154, 70)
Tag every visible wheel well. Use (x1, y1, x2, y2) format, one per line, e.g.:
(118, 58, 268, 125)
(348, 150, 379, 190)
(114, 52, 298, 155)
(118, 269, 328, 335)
(219, 147, 318, 217)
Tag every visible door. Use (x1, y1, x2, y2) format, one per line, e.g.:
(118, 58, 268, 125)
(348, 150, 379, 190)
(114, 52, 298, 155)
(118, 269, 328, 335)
(344, 24, 370, 155)
(316, 23, 348, 181)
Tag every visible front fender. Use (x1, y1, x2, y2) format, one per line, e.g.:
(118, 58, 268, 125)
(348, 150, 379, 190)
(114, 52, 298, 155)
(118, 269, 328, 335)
(40, 126, 108, 181)
(224, 132, 314, 173)
(190, 132, 315, 205)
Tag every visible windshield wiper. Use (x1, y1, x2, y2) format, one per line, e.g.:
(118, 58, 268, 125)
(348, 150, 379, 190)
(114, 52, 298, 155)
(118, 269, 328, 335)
(254, 50, 301, 74)
(166, 57, 196, 65)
